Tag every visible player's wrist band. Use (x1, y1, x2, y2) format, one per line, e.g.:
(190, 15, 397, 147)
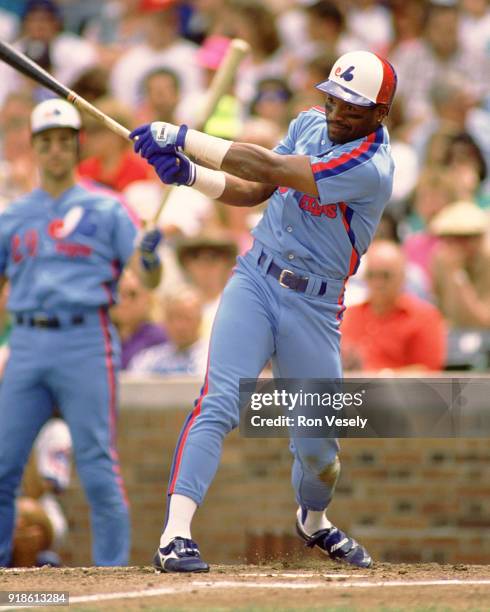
(185, 129, 232, 169)
(189, 165, 226, 199)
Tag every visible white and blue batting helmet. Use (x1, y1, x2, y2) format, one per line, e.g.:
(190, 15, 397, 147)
(316, 50, 397, 107)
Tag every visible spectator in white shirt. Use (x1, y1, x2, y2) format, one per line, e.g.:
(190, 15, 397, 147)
(346, 0, 393, 54)
(459, 0, 490, 57)
(224, 0, 287, 106)
(390, 1, 490, 123)
(110, 0, 202, 111)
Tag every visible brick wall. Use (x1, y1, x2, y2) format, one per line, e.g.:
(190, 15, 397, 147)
(59, 379, 490, 566)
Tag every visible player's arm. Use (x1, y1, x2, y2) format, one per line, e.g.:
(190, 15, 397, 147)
(137, 257, 162, 289)
(112, 202, 163, 289)
(137, 227, 163, 289)
(127, 253, 162, 289)
(130, 122, 318, 205)
(128, 232, 163, 290)
(142, 147, 277, 207)
(220, 172, 278, 207)
(220, 144, 317, 198)
(140, 147, 316, 207)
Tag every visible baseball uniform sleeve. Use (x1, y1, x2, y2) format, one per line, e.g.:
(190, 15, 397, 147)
(310, 135, 382, 204)
(112, 202, 139, 266)
(273, 114, 302, 155)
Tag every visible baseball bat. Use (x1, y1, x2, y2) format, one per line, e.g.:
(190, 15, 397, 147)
(0, 41, 131, 140)
(151, 38, 250, 225)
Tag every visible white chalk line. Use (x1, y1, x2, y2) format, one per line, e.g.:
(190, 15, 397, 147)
(1, 577, 490, 610)
(194, 578, 490, 588)
(57, 578, 490, 606)
(67, 577, 490, 603)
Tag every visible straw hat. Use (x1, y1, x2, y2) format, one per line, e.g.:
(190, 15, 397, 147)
(176, 231, 238, 266)
(430, 201, 489, 236)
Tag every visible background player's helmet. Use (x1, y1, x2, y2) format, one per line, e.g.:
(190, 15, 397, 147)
(31, 98, 81, 135)
(316, 50, 397, 107)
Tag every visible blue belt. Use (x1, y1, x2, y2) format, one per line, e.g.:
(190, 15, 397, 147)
(258, 253, 327, 296)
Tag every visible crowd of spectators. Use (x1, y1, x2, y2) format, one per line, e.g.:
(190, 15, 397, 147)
(0, 0, 490, 373)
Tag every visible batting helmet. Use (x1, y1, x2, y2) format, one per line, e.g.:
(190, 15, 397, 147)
(31, 98, 81, 135)
(316, 50, 397, 107)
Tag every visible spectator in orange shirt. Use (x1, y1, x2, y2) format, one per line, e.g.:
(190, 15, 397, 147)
(341, 241, 446, 372)
(78, 97, 154, 193)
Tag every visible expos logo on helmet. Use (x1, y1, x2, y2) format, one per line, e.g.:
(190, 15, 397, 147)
(317, 50, 397, 107)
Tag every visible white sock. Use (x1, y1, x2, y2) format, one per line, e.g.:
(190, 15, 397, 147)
(160, 494, 197, 548)
(300, 507, 332, 535)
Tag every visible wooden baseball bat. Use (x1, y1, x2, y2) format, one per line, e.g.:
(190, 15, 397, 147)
(0, 40, 131, 140)
(151, 38, 250, 225)
(0, 39, 250, 225)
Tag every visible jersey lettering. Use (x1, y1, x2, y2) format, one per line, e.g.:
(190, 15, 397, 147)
(25, 229, 38, 257)
(11, 230, 40, 263)
(55, 242, 92, 258)
(11, 234, 23, 263)
(299, 195, 337, 218)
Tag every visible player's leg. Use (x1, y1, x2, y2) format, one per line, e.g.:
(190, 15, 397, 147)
(274, 294, 371, 568)
(157, 258, 276, 571)
(0, 329, 54, 566)
(48, 314, 130, 566)
(274, 297, 342, 514)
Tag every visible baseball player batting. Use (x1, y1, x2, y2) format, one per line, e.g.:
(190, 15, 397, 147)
(131, 50, 397, 572)
(0, 98, 162, 567)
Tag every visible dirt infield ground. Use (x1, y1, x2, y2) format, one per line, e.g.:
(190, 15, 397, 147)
(1, 562, 490, 611)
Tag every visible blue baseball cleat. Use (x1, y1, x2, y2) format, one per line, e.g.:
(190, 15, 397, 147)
(153, 537, 210, 573)
(296, 508, 372, 568)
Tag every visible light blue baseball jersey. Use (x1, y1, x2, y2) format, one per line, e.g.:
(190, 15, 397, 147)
(0, 182, 138, 312)
(252, 106, 395, 280)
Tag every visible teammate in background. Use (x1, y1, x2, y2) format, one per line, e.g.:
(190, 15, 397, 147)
(0, 98, 162, 567)
(131, 50, 397, 572)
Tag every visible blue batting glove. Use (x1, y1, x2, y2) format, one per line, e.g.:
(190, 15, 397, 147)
(130, 122, 188, 160)
(149, 151, 196, 187)
(139, 228, 164, 270)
